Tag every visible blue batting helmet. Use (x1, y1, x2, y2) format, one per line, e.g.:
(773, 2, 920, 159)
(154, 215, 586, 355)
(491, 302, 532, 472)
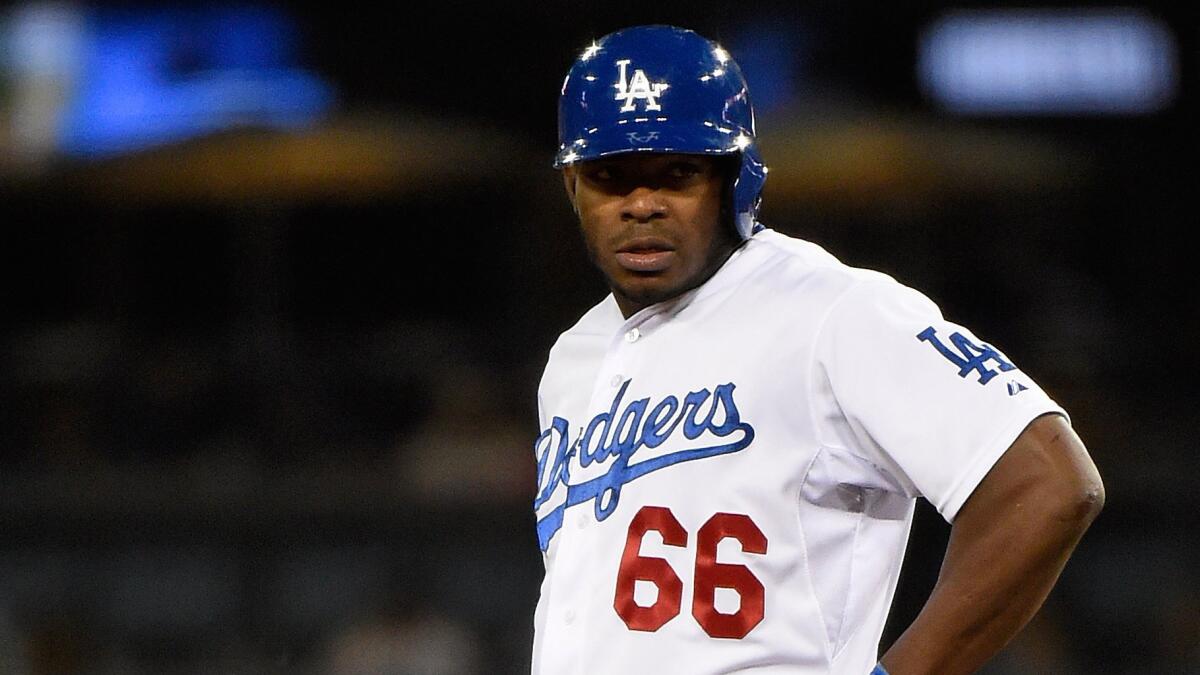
(554, 25, 767, 239)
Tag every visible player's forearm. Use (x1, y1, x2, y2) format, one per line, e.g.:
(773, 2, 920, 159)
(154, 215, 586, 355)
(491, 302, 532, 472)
(880, 499, 1094, 673)
(880, 416, 1104, 675)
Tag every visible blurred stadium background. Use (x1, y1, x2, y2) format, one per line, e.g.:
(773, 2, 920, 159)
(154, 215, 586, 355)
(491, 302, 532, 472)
(0, 1, 1195, 673)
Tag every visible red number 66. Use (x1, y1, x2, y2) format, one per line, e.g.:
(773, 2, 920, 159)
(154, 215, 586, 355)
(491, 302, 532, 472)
(613, 505, 767, 639)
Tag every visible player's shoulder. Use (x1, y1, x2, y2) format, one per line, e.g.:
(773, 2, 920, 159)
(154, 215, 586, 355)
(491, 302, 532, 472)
(744, 227, 901, 295)
(741, 227, 945, 324)
(537, 295, 621, 389)
(553, 293, 622, 341)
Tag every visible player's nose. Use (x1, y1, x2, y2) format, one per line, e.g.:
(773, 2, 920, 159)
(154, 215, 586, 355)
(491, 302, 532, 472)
(621, 186, 667, 223)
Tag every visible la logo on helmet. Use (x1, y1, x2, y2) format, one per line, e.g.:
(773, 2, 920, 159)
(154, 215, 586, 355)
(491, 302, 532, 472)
(614, 59, 670, 112)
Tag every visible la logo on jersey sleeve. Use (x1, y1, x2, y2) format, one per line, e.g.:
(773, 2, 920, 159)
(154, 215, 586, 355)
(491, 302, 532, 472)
(917, 326, 1031, 395)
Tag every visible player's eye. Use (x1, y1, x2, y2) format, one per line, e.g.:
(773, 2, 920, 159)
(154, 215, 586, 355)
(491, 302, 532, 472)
(668, 162, 703, 179)
(585, 165, 618, 182)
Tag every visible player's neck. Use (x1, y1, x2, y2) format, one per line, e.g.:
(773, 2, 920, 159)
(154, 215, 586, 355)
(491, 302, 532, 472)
(612, 239, 743, 319)
(613, 293, 650, 319)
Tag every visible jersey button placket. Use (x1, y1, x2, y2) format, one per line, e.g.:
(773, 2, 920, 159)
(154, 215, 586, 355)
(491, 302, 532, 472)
(591, 316, 647, 411)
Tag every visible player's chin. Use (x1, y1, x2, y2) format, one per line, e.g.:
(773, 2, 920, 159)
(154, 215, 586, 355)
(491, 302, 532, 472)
(614, 274, 683, 307)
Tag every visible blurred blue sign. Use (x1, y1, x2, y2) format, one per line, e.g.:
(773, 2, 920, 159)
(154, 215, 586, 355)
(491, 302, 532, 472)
(4, 4, 334, 158)
(919, 10, 1177, 115)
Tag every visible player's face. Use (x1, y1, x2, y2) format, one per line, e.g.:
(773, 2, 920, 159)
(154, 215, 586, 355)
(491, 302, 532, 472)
(564, 154, 739, 317)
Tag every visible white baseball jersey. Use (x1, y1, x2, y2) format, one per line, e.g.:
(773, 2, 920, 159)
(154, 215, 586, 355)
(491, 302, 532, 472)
(531, 228, 1066, 674)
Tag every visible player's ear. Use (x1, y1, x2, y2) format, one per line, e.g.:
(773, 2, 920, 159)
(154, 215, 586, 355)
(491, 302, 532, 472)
(561, 167, 580, 215)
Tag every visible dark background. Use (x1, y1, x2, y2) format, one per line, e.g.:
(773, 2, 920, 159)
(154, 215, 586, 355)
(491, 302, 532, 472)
(1, 1, 1196, 673)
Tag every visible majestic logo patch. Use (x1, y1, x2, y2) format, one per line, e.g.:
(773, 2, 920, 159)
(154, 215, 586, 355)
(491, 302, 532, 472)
(1007, 380, 1029, 396)
(917, 326, 1016, 385)
(614, 59, 670, 112)
(533, 379, 754, 551)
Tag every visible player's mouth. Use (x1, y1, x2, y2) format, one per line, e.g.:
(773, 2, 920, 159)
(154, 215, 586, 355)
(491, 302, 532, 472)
(615, 237, 676, 273)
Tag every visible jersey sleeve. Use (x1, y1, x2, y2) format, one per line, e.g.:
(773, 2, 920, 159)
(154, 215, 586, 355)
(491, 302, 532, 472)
(812, 279, 1068, 522)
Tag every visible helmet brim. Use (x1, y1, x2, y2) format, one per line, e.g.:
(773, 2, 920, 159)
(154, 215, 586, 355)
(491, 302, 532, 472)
(553, 123, 754, 169)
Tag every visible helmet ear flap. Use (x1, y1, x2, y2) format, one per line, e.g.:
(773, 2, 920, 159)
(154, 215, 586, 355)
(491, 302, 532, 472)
(732, 144, 767, 238)
(718, 155, 740, 235)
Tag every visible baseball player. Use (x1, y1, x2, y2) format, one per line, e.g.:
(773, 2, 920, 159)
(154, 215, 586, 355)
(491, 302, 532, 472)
(532, 25, 1103, 674)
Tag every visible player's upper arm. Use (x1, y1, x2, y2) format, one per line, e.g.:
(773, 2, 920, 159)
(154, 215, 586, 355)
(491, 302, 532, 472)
(959, 412, 1104, 527)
